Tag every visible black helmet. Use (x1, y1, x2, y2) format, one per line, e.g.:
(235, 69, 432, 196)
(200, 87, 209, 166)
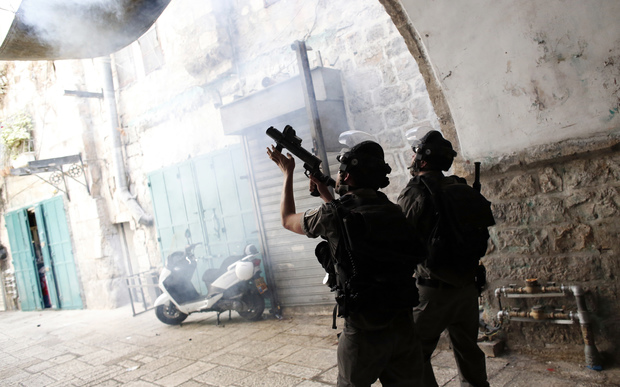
(413, 130, 457, 171)
(337, 141, 391, 189)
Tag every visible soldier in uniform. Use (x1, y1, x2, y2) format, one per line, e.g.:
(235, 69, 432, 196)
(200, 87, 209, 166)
(397, 130, 490, 387)
(268, 140, 423, 387)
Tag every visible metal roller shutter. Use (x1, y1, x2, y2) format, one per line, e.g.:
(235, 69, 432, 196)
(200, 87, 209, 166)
(244, 120, 341, 307)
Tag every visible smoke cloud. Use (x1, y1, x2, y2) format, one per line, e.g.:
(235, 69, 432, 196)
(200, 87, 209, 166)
(1, 0, 170, 60)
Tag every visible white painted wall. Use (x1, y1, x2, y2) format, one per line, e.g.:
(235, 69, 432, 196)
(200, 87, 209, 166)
(400, 0, 620, 160)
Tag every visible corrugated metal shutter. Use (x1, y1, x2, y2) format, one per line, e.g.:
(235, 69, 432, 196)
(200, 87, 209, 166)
(244, 119, 341, 307)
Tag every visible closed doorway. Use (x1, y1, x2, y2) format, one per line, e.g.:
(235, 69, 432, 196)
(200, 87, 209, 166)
(148, 144, 264, 296)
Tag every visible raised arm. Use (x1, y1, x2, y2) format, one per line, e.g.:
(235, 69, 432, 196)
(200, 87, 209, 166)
(267, 145, 304, 235)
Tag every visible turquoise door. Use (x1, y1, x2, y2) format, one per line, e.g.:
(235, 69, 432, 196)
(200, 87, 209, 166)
(35, 205, 59, 309)
(5, 210, 42, 311)
(148, 145, 261, 294)
(37, 196, 83, 309)
(194, 146, 260, 259)
(4, 196, 83, 310)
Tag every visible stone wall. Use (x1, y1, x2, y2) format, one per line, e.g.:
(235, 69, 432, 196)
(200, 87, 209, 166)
(118, 0, 440, 269)
(476, 139, 620, 361)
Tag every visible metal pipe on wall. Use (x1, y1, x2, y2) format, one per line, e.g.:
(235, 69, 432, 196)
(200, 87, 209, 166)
(98, 56, 153, 226)
(495, 279, 603, 370)
(292, 40, 333, 196)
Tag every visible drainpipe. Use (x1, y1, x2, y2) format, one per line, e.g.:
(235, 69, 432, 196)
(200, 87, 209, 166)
(495, 280, 602, 370)
(570, 285, 602, 371)
(98, 56, 153, 226)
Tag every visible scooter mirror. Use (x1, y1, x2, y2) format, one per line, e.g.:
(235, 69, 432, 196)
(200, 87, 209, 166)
(185, 229, 192, 239)
(244, 244, 258, 256)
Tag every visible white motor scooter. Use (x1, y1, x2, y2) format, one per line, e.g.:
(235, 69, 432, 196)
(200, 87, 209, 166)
(154, 230, 270, 325)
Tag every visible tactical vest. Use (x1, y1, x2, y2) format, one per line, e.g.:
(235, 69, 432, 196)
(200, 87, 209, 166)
(316, 192, 421, 319)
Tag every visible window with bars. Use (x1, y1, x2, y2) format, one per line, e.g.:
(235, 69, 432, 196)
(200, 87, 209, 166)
(114, 27, 164, 88)
(139, 28, 164, 75)
(114, 45, 137, 88)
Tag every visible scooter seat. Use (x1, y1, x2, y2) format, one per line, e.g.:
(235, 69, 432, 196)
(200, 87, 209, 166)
(202, 268, 221, 285)
(202, 254, 243, 285)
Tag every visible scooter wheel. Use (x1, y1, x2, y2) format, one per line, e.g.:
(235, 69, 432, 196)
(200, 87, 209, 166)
(237, 289, 265, 321)
(155, 302, 188, 325)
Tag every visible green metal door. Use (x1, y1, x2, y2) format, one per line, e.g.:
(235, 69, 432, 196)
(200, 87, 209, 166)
(34, 205, 59, 308)
(148, 145, 261, 294)
(37, 196, 83, 309)
(194, 146, 260, 259)
(4, 210, 42, 311)
(148, 163, 207, 260)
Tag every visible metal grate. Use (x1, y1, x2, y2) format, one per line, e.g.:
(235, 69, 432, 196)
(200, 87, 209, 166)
(125, 269, 161, 316)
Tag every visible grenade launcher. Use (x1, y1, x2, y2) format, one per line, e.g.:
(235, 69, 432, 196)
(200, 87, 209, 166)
(266, 125, 335, 196)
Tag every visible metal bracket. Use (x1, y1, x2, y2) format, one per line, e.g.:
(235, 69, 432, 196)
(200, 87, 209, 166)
(9, 154, 90, 201)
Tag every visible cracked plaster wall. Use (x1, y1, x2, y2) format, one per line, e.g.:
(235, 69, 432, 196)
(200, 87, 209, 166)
(393, 0, 620, 162)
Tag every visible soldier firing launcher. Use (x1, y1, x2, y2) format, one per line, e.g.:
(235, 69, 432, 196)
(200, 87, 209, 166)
(266, 125, 335, 196)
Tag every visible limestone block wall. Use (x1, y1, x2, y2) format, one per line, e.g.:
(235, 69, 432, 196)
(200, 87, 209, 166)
(117, 0, 440, 269)
(478, 141, 620, 361)
(0, 59, 133, 310)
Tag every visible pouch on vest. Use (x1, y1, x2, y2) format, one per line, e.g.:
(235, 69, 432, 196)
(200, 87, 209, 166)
(330, 194, 420, 317)
(422, 177, 495, 272)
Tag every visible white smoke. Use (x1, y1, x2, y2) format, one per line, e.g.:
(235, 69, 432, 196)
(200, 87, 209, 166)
(17, 0, 133, 58)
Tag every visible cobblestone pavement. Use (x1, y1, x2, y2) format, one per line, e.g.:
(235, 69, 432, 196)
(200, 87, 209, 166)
(0, 306, 618, 386)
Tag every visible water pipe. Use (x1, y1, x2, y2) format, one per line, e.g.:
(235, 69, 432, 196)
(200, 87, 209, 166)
(495, 279, 602, 370)
(98, 56, 153, 226)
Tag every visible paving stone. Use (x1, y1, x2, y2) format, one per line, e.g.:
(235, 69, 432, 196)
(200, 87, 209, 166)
(228, 340, 285, 358)
(57, 341, 101, 356)
(43, 358, 94, 379)
(46, 378, 81, 387)
(50, 353, 78, 364)
(177, 380, 210, 387)
(73, 364, 124, 384)
(0, 307, 614, 387)
(235, 369, 303, 387)
(86, 380, 122, 386)
(430, 349, 458, 368)
(120, 381, 160, 387)
(209, 352, 254, 368)
(79, 349, 119, 365)
(282, 347, 338, 370)
(17, 372, 58, 386)
(168, 341, 222, 361)
(193, 365, 252, 385)
(314, 366, 338, 385)
(267, 361, 322, 379)
(297, 380, 334, 386)
(433, 365, 459, 386)
(153, 360, 216, 387)
(238, 357, 277, 372)
(140, 358, 194, 382)
(24, 359, 55, 373)
(1, 370, 37, 385)
(260, 343, 304, 362)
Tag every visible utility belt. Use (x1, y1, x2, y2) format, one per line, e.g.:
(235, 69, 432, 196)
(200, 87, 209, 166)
(417, 277, 462, 289)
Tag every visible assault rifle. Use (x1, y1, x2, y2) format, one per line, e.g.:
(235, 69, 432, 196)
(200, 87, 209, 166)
(266, 125, 335, 196)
